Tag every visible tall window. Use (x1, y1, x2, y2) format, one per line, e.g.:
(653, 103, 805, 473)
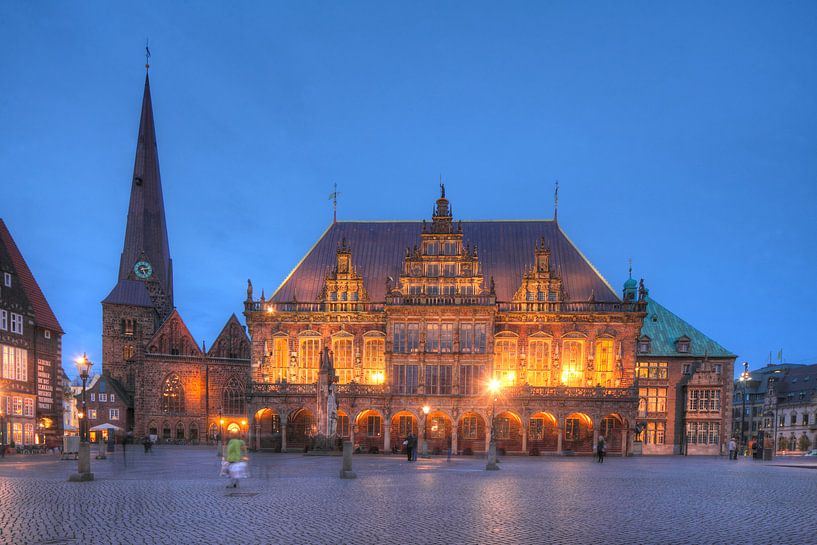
(298, 335, 321, 383)
(638, 387, 667, 415)
(461, 323, 487, 353)
(0, 310, 6, 331)
(366, 414, 382, 437)
(123, 344, 135, 360)
(160, 374, 185, 415)
(332, 336, 354, 384)
(645, 421, 666, 444)
(394, 365, 419, 394)
(688, 389, 721, 412)
(1, 344, 27, 381)
(459, 365, 484, 395)
(561, 340, 584, 387)
(393, 323, 420, 353)
(429, 416, 446, 439)
(425, 365, 452, 395)
(594, 339, 614, 387)
(267, 336, 288, 382)
(461, 415, 479, 439)
(686, 422, 719, 445)
(527, 339, 551, 386)
(426, 323, 440, 353)
(10, 313, 23, 334)
(426, 323, 454, 353)
(222, 377, 244, 415)
(396, 415, 413, 437)
(494, 337, 517, 385)
(363, 336, 386, 384)
(495, 417, 511, 440)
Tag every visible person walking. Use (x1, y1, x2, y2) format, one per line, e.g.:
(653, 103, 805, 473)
(596, 436, 606, 463)
(446, 434, 453, 462)
(405, 433, 414, 462)
(410, 433, 418, 461)
(226, 431, 247, 488)
(728, 438, 737, 460)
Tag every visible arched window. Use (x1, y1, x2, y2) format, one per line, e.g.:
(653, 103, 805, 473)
(175, 422, 185, 440)
(561, 339, 584, 387)
(527, 336, 551, 386)
(160, 374, 185, 415)
(494, 335, 518, 385)
(222, 377, 245, 416)
(363, 333, 386, 385)
(189, 422, 199, 442)
(594, 338, 614, 387)
(162, 421, 171, 440)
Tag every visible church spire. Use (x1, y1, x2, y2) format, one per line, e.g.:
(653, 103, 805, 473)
(117, 71, 173, 313)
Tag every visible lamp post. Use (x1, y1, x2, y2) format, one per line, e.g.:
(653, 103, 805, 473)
(69, 353, 94, 482)
(739, 362, 751, 456)
(486, 378, 500, 470)
(421, 405, 431, 458)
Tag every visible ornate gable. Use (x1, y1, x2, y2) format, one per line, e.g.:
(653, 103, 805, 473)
(208, 314, 251, 360)
(317, 238, 368, 304)
(146, 309, 201, 356)
(513, 237, 563, 302)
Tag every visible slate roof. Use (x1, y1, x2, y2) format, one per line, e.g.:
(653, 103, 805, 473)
(102, 279, 154, 307)
(773, 364, 817, 396)
(83, 373, 133, 407)
(272, 221, 619, 303)
(640, 296, 735, 358)
(0, 218, 64, 333)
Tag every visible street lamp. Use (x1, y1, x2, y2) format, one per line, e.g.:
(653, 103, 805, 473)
(738, 361, 751, 456)
(421, 405, 431, 458)
(486, 378, 501, 470)
(69, 353, 94, 482)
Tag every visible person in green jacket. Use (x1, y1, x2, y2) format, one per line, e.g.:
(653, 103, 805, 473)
(225, 431, 247, 488)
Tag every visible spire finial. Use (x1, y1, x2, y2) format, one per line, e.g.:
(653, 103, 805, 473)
(145, 39, 151, 71)
(628, 257, 632, 279)
(440, 175, 445, 199)
(329, 182, 340, 224)
(554, 180, 559, 222)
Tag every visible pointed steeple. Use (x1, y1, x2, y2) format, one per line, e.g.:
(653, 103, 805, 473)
(116, 72, 173, 314)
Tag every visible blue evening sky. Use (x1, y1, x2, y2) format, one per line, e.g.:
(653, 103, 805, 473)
(2, 2, 815, 378)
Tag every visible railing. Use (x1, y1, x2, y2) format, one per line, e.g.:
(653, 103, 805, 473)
(498, 301, 645, 313)
(335, 383, 388, 396)
(505, 385, 637, 399)
(245, 302, 385, 313)
(250, 383, 316, 395)
(385, 294, 496, 306)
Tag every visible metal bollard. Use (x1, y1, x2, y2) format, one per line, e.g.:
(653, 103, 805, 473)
(340, 440, 357, 479)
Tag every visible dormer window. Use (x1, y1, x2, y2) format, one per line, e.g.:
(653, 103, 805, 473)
(638, 335, 651, 354)
(675, 336, 691, 353)
(3, 272, 11, 287)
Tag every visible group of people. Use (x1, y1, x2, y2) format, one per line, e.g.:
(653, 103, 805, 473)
(403, 432, 418, 461)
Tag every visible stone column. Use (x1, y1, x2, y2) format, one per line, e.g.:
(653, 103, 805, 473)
(280, 422, 287, 452)
(556, 426, 563, 455)
(255, 424, 261, 451)
(384, 420, 391, 453)
(592, 426, 599, 454)
(622, 428, 629, 456)
(451, 426, 458, 455)
(521, 416, 528, 454)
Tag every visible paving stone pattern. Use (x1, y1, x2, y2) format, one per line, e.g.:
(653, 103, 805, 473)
(1, 447, 816, 545)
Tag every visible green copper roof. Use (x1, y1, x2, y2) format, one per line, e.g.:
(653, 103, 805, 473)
(639, 296, 735, 358)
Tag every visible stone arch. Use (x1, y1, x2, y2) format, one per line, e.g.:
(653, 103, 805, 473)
(256, 408, 282, 451)
(354, 409, 385, 453)
(600, 413, 627, 454)
(528, 411, 558, 454)
(563, 412, 594, 454)
(208, 422, 218, 442)
(147, 420, 158, 437)
(494, 410, 523, 453)
(335, 409, 351, 439)
(286, 407, 315, 450)
(175, 421, 185, 441)
(457, 411, 487, 455)
(424, 410, 454, 454)
(189, 422, 199, 443)
(161, 420, 171, 441)
(391, 410, 418, 453)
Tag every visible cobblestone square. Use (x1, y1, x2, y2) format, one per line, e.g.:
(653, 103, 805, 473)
(1, 447, 816, 545)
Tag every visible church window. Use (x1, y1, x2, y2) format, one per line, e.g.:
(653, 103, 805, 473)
(561, 340, 584, 387)
(394, 365, 419, 394)
(425, 364, 452, 395)
(162, 422, 171, 440)
(298, 335, 321, 383)
(222, 377, 244, 415)
(189, 423, 199, 442)
(160, 374, 185, 415)
(363, 336, 386, 385)
(493, 336, 518, 385)
(270, 336, 289, 382)
(594, 339, 614, 387)
(332, 336, 354, 384)
(527, 339, 551, 386)
(175, 422, 185, 440)
(459, 365, 484, 395)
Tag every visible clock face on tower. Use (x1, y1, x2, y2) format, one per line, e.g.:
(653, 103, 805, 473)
(133, 260, 153, 279)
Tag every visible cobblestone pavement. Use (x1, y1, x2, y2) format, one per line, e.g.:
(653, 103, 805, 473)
(1, 447, 816, 545)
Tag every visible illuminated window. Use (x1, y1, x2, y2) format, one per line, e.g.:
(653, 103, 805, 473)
(495, 417, 511, 440)
(268, 336, 289, 382)
(363, 336, 386, 384)
(594, 339, 614, 387)
(332, 336, 354, 384)
(561, 340, 584, 387)
(89, 409, 97, 420)
(222, 377, 244, 415)
(1, 344, 27, 381)
(12, 397, 22, 415)
(397, 414, 413, 437)
(12, 423, 22, 445)
(565, 417, 580, 440)
(123, 344, 135, 360)
(23, 398, 34, 417)
(337, 413, 350, 437)
(527, 338, 551, 386)
(429, 416, 446, 439)
(23, 423, 34, 445)
(110, 408, 120, 421)
(160, 374, 185, 414)
(637, 361, 667, 379)
(638, 387, 667, 415)
(494, 336, 517, 385)
(459, 365, 484, 395)
(644, 421, 665, 444)
(461, 415, 479, 439)
(298, 335, 321, 383)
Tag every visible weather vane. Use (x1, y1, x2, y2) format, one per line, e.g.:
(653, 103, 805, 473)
(145, 39, 151, 70)
(329, 182, 340, 224)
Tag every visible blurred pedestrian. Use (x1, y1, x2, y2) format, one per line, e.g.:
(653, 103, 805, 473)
(728, 438, 737, 460)
(446, 434, 452, 462)
(226, 431, 247, 488)
(596, 436, 606, 463)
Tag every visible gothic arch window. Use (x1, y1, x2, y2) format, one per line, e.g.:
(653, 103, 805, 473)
(222, 377, 245, 416)
(160, 374, 185, 415)
(175, 422, 185, 440)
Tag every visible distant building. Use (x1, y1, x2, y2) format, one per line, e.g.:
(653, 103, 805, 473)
(636, 296, 736, 455)
(0, 218, 65, 448)
(733, 363, 817, 454)
(100, 72, 250, 442)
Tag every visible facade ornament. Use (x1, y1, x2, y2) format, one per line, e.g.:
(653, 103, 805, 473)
(246, 278, 253, 301)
